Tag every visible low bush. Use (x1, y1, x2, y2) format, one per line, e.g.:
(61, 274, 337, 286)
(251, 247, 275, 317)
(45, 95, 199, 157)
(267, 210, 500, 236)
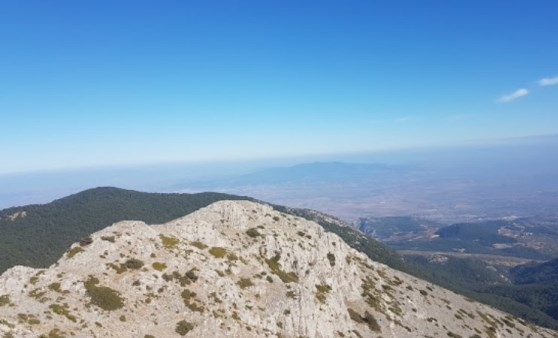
(124, 258, 144, 269)
(84, 277, 125, 311)
(246, 228, 261, 238)
(175, 320, 194, 336)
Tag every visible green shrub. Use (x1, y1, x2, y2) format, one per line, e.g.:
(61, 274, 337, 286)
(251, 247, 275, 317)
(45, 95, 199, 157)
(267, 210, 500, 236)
(0, 295, 10, 306)
(66, 246, 84, 259)
(348, 308, 380, 332)
(162, 271, 193, 286)
(209, 247, 227, 258)
(28, 288, 47, 302)
(348, 308, 363, 323)
(286, 291, 296, 299)
(315, 283, 332, 303)
(362, 311, 381, 332)
(40, 328, 66, 338)
(227, 253, 238, 261)
(175, 320, 194, 335)
(28, 318, 41, 325)
(160, 234, 179, 249)
(152, 262, 167, 271)
(49, 304, 77, 322)
(246, 228, 261, 238)
(190, 241, 208, 249)
(101, 236, 115, 243)
(181, 289, 204, 312)
(84, 277, 124, 311)
(124, 258, 144, 269)
(237, 278, 253, 289)
(265, 254, 299, 283)
(327, 253, 336, 267)
(48, 283, 61, 292)
(79, 236, 93, 246)
(107, 262, 127, 274)
(185, 269, 198, 282)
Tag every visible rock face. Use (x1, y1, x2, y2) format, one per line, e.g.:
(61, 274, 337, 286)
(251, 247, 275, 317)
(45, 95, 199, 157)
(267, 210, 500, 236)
(0, 200, 556, 338)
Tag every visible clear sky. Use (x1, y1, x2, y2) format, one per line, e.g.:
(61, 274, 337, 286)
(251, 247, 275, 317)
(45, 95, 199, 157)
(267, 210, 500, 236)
(1, 1, 557, 174)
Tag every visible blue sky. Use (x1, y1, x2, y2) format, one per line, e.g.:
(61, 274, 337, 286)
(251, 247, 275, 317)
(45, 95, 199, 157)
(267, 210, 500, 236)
(1, 1, 557, 174)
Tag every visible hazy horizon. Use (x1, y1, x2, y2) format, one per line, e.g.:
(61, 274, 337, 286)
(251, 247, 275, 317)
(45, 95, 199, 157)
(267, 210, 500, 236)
(2, 131, 557, 177)
(2, 134, 557, 223)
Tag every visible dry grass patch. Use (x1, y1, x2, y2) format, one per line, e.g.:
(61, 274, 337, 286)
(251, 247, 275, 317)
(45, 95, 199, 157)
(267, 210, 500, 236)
(152, 262, 167, 271)
(159, 234, 180, 249)
(0, 295, 10, 306)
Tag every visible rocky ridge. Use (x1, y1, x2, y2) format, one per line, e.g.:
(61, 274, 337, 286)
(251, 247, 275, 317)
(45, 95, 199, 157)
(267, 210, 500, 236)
(0, 200, 556, 337)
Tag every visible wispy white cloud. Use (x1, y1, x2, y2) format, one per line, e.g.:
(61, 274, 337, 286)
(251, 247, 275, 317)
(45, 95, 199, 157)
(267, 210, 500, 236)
(539, 76, 558, 86)
(498, 88, 529, 103)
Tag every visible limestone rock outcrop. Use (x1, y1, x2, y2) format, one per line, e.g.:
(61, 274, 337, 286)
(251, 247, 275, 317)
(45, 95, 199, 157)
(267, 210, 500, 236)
(1, 200, 555, 337)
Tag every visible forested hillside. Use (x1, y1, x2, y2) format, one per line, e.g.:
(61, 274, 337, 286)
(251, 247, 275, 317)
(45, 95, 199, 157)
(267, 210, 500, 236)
(0, 187, 250, 273)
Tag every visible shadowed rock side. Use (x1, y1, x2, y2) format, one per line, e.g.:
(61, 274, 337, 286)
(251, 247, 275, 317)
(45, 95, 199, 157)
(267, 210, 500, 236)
(0, 200, 555, 338)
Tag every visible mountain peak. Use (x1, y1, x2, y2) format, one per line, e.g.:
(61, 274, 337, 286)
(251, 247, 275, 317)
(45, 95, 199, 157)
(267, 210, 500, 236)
(1, 200, 554, 337)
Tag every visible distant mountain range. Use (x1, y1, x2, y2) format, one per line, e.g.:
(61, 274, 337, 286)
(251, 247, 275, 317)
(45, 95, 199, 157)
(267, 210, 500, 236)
(174, 156, 558, 222)
(176, 162, 412, 187)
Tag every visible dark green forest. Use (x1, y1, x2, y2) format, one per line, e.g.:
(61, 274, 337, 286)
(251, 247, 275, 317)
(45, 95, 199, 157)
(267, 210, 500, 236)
(0, 187, 250, 273)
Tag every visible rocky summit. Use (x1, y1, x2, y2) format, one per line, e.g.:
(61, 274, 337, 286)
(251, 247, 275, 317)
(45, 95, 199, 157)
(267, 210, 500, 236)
(0, 200, 556, 338)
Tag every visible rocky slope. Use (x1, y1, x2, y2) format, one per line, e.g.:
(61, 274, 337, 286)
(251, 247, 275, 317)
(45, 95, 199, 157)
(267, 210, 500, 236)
(0, 200, 556, 338)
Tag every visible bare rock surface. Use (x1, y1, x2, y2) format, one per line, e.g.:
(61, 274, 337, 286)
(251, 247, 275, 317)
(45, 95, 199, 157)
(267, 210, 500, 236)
(1, 200, 556, 338)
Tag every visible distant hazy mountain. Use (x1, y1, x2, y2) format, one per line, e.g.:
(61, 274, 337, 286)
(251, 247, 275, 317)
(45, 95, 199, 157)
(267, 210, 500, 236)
(174, 141, 558, 222)
(174, 161, 425, 221)
(178, 162, 412, 187)
(3, 134, 558, 221)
